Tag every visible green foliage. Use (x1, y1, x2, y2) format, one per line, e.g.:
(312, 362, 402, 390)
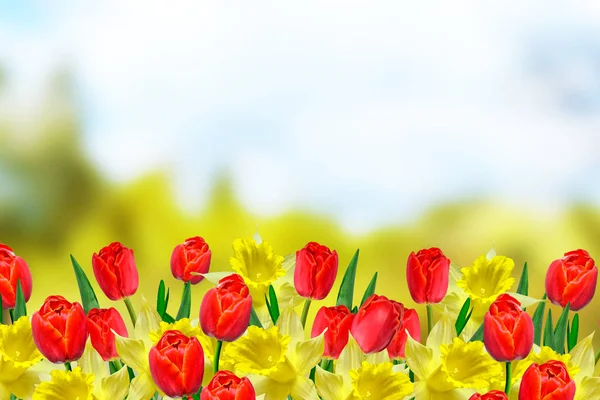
(71, 255, 100, 313)
(14, 280, 27, 320)
(265, 285, 280, 324)
(532, 294, 547, 346)
(360, 272, 378, 306)
(176, 282, 192, 321)
(455, 297, 472, 336)
(336, 250, 359, 310)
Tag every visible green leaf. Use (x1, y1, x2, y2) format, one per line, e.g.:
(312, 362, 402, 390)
(567, 313, 579, 352)
(516, 262, 529, 298)
(359, 272, 378, 306)
(268, 285, 280, 324)
(336, 249, 360, 309)
(454, 297, 472, 336)
(469, 322, 484, 342)
(157, 280, 166, 315)
(13, 279, 27, 320)
(351, 306, 358, 314)
(543, 309, 554, 350)
(249, 307, 263, 328)
(71, 255, 100, 314)
(553, 303, 570, 354)
(163, 312, 175, 324)
(176, 282, 191, 320)
(532, 293, 547, 346)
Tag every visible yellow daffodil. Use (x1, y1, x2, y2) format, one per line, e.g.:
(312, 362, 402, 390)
(32, 367, 94, 400)
(0, 316, 44, 400)
(221, 305, 324, 400)
(404, 308, 502, 399)
(77, 343, 129, 400)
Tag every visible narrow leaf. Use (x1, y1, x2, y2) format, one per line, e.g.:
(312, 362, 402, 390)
(71, 254, 100, 313)
(516, 262, 529, 298)
(176, 282, 191, 320)
(532, 293, 547, 346)
(360, 272, 378, 306)
(351, 306, 358, 314)
(249, 307, 263, 328)
(336, 249, 360, 309)
(163, 312, 175, 324)
(13, 280, 27, 320)
(543, 309, 554, 350)
(268, 285, 280, 324)
(469, 322, 484, 342)
(157, 280, 167, 316)
(568, 313, 579, 352)
(454, 297, 471, 336)
(553, 303, 570, 354)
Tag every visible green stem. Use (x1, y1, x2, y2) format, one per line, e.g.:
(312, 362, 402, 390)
(112, 359, 123, 370)
(123, 297, 137, 327)
(64, 361, 72, 371)
(504, 361, 512, 395)
(1, 308, 11, 325)
(8, 309, 14, 323)
(213, 340, 223, 374)
(300, 299, 312, 329)
(595, 348, 600, 365)
(426, 304, 434, 335)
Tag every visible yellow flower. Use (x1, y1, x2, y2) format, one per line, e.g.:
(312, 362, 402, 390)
(222, 305, 324, 400)
(32, 367, 94, 400)
(348, 362, 413, 400)
(78, 343, 129, 400)
(0, 316, 44, 400)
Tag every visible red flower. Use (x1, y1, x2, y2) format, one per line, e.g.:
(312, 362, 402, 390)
(200, 370, 256, 400)
(387, 304, 421, 359)
(469, 391, 509, 400)
(545, 249, 597, 311)
(31, 295, 88, 363)
(200, 274, 252, 342)
(350, 294, 401, 354)
(519, 360, 575, 400)
(406, 247, 450, 304)
(92, 242, 139, 301)
(149, 330, 204, 398)
(483, 293, 534, 362)
(0, 244, 32, 309)
(311, 305, 355, 359)
(87, 307, 129, 361)
(170, 236, 212, 285)
(294, 242, 338, 300)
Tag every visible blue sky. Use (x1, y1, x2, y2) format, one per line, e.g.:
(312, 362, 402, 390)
(1, 1, 600, 232)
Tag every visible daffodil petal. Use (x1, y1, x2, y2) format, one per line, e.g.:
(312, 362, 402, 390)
(365, 349, 390, 365)
(79, 342, 109, 380)
(315, 366, 348, 400)
(392, 363, 409, 374)
(134, 296, 162, 339)
(337, 334, 364, 376)
(5, 369, 41, 399)
(128, 373, 158, 400)
(570, 332, 595, 378)
(404, 333, 437, 381)
(507, 292, 542, 309)
(0, 383, 10, 400)
(426, 308, 456, 358)
(293, 334, 325, 375)
(282, 253, 295, 271)
(291, 375, 319, 400)
(97, 366, 130, 400)
(195, 271, 233, 284)
(114, 334, 149, 374)
(276, 305, 304, 345)
(576, 376, 600, 400)
(250, 375, 292, 400)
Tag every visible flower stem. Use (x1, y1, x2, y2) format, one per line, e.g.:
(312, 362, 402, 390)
(504, 361, 512, 395)
(1, 308, 11, 325)
(595, 348, 600, 365)
(300, 299, 312, 329)
(64, 361, 72, 372)
(123, 297, 137, 327)
(112, 359, 123, 370)
(426, 304, 434, 335)
(214, 340, 223, 374)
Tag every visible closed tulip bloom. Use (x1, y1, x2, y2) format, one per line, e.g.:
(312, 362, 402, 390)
(87, 307, 128, 361)
(92, 242, 138, 301)
(200, 274, 252, 342)
(0, 244, 33, 309)
(469, 391, 509, 400)
(294, 242, 338, 300)
(311, 305, 355, 359)
(483, 293, 533, 362)
(350, 294, 401, 354)
(171, 236, 212, 285)
(387, 303, 421, 359)
(31, 295, 88, 363)
(546, 249, 597, 311)
(519, 360, 575, 400)
(406, 247, 450, 304)
(149, 330, 204, 398)
(201, 370, 255, 400)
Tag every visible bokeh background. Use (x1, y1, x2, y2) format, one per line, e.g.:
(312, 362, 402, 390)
(2, 1, 600, 347)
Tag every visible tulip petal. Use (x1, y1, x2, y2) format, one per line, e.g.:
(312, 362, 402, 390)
(128, 373, 159, 400)
(315, 367, 349, 400)
(291, 375, 319, 400)
(97, 366, 130, 400)
(134, 296, 162, 340)
(570, 332, 595, 378)
(293, 334, 325, 375)
(114, 334, 149, 374)
(404, 333, 437, 381)
(276, 305, 304, 346)
(577, 376, 600, 400)
(337, 334, 364, 376)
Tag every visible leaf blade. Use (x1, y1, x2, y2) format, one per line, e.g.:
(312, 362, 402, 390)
(71, 254, 100, 314)
(336, 249, 360, 309)
(176, 282, 192, 320)
(13, 279, 27, 320)
(532, 293, 547, 346)
(360, 272, 378, 306)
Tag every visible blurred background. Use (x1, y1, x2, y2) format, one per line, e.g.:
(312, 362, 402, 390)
(1, 1, 600, 347)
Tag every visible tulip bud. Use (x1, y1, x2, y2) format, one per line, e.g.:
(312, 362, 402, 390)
(200, 274, 252, 342)
(0, 244, 33, 309)
(311, 305, 355, 359)
(31, 295, 88, 363)
(519, 360, 575, 400)
(350, 294, 401, 354)
(170, 236, 212, 285)
(92, 242, 139, 301)
(200, 370, 256, 400)
(149, 330, 204, 398)
(87, 307, 128, 361)
(469, 391, 509, 400)
(483, 293, 533, 362)
(387, 304, 421, 359)
(545, 249, 597, 311)
(294, 242, 338, 300)
(406, 247, 450, 304)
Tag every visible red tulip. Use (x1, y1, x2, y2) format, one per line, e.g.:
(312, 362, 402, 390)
(387, 303, 421, 359)
(406, 247, 450, 304)
(519, 360, 575, 400)
(200, 274, 252, 342)
(294, 242, 338, 300)
(545, 249, 597, 311)
(31, 295, 88, 363)
(483, 293, 533, 362)
(311, 305, 355, 359)
(350, 294, 401, 354)
(87, 307, 129, 361)
(469, 391, 509, 400)
(0, 244, 32, 309)
(200, 370, 256, 400)
(149, 330, 204, 398)
(92, 242, 139, 301)
(170, 236, 212, 285)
